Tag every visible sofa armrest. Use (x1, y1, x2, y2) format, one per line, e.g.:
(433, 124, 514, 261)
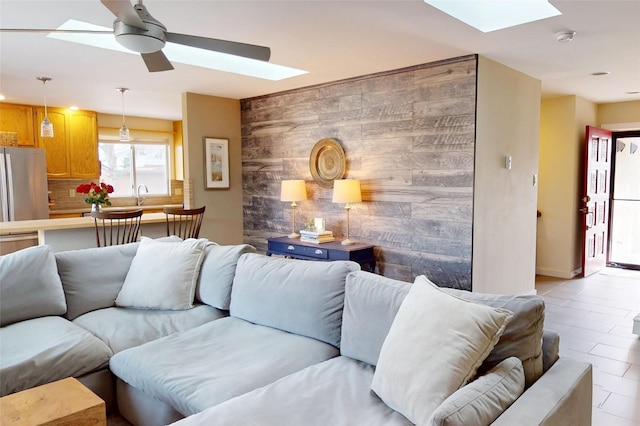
(491, 357, 592, 426)
(542, 330, 560, 372)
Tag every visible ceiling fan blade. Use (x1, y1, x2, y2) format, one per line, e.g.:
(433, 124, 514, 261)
(141, 50, 174, 72)
(166, 32, 271, 61)
(101, 0, 146, 30)
(0, 28, 112, 34)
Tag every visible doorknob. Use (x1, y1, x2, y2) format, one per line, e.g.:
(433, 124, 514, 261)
(579, 208, 588, 213)
(582, 196, 591, 202)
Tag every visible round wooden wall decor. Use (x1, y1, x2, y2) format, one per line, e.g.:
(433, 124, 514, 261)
(309, 138, 346, 188)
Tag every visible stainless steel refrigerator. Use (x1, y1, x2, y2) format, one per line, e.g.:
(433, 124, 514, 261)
(0, 147, 49, 254)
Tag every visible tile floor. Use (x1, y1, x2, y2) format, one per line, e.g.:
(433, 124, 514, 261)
(535, 267, 640, 425)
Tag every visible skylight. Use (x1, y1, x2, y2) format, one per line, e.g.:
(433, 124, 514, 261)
(48, 20, 308, 81)
(424, 0, 562, 33)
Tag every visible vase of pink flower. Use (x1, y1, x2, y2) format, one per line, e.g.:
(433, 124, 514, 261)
(76, 182, 114, 212)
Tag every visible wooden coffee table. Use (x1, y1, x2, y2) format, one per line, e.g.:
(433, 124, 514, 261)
(0, 377, 106, 425)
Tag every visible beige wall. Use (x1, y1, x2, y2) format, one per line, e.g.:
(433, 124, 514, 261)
(473, 56, 541, 295)
(536, 99, 637, 278)
(97, 113, 174, 133)
(598, 100, 640, 128)
(181, 92, 243, 244)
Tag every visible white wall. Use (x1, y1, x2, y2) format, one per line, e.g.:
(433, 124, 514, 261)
(473, 56, 541, 295)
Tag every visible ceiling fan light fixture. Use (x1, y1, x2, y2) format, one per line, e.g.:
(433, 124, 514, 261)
(114, 19, 166, 54)
(37, 77, 54, 138)
(117, 87, 131, 142)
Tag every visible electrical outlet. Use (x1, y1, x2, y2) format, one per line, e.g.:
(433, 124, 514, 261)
(175, 188, 183, 195)
(69, 189, 76, 197)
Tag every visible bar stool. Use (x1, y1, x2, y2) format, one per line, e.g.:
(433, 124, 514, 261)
(163, 206, 206, 239)
(91, 209, 143, 247)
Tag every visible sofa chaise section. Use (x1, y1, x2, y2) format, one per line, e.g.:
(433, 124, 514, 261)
(110, 253, 360, 425)
(170, 270, 593, 426)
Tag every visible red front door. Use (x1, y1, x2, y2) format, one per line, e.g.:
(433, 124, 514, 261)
(581, 126, 612, 277)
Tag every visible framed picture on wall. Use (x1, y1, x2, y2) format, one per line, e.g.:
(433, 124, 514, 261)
(205, 138, 229, 189)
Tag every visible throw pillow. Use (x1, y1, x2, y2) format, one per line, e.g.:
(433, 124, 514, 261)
(428, 357, 525, 426)
(116, 237, 208, 310)
(0, 245, 67, 326)
(371, 275, 513, 425)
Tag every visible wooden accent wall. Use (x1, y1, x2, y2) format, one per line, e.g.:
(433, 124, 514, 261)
(241, 55, 477, 289)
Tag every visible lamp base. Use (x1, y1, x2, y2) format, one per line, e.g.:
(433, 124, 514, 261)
(341, 238, 355, 246)
(288, 232, 300, 239)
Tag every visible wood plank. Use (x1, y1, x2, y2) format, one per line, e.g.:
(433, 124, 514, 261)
(412, 169, 474, 187)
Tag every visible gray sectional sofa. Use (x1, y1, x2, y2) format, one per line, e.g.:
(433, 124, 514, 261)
(0, 238, 593, 426)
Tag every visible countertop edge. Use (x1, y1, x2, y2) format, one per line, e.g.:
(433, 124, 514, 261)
(0, 213, 167, 234)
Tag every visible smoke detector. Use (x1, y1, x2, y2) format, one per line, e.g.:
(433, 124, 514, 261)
(555, 31, 576, 42)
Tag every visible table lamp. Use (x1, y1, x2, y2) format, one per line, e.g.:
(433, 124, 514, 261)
(280, 180, 307, 238)
(332, 179, 362, 245)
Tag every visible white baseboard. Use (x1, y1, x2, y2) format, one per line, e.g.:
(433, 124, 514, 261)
(535, 267, 582, 279)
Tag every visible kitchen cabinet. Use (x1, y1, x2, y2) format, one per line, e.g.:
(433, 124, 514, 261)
(35, 107, 99, 179)
(0, 103, 35, 146)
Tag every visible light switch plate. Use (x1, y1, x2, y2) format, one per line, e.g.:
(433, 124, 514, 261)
(69, 189, 76, 197)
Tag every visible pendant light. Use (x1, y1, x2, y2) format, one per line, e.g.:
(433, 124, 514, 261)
(37, 77, 54, 138)
(117, 87, 130, 142)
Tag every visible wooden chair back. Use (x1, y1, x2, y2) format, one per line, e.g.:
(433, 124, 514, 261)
(91, 209, 143, 247)
(163, 206, 206, 239)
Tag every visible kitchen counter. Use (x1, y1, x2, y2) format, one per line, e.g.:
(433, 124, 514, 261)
(48, 204, 182, 216)
(0, 213, 169, 253)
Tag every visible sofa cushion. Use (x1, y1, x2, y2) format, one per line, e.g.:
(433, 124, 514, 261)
(196, 243, 256, 310)
(109, 316, 339, 416)
(56, 242, 140, 320)
(341, 271, 545, 387)
(341, 271, 411, 366)
(0, 245, 66, 326)
(445, 287, 545, 387)
(230, 253, 360, 347)
(0, 316, 112, 396)
(371, 276, 512, 425)
(73, 304, 226, 353)
(116, 237, 208, 310)
(170, 356, 413, 426)
(428, 357, 525, 426)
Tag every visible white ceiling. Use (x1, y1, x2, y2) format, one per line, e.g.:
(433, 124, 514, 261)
(1, 0, 639, 121)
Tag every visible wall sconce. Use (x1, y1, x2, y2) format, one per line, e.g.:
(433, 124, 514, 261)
(280, 180, 307, 238)
(332, 179, 361, 245)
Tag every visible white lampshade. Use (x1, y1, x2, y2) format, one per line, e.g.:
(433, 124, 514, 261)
(280, 180, 307, 202)
(332, 179, 362, 204)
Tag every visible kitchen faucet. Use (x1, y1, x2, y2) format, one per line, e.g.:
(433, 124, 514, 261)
(136, 184, 148, 206)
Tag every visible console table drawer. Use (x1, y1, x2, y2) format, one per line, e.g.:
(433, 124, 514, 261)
(277, 242, 328, 259)
(266, 237, 376, 272)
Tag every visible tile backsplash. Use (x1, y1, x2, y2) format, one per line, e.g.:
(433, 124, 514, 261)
(48, 179, 184, 211)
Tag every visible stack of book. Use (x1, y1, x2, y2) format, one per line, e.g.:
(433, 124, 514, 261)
(300, 230, 335, 243)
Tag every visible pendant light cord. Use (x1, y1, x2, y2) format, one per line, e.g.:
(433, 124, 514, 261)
(120, 88, 127, 127)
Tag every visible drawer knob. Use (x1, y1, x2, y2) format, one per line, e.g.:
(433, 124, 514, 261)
(287, 245, 295, 250)
(315, 249, 323, 255)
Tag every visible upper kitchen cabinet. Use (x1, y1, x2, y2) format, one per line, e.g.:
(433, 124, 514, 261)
(0, 103, 36, 146)
(35, 107, 99, 179)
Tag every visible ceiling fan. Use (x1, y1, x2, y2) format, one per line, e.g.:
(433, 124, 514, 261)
(1, 0, 271, 73)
